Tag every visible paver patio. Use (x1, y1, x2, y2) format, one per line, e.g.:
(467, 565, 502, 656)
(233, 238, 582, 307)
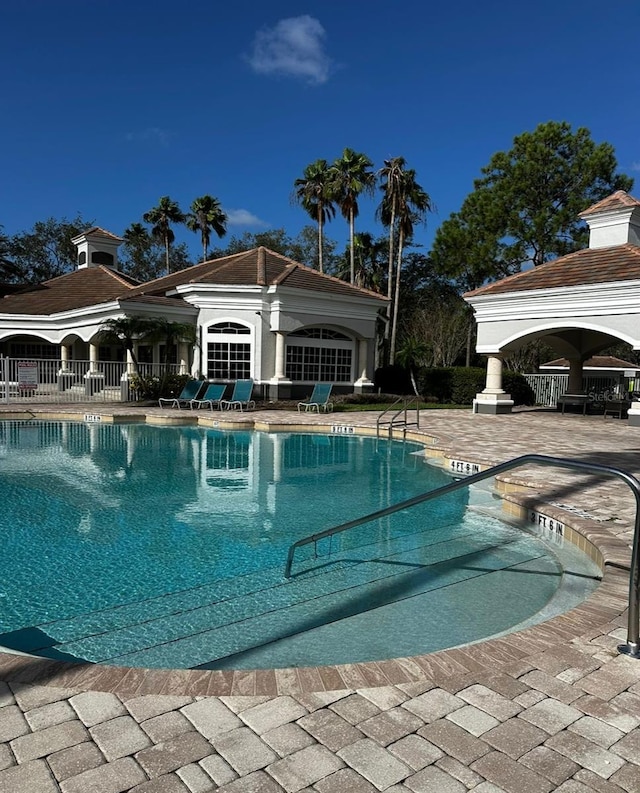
(0, 404, 639, 792)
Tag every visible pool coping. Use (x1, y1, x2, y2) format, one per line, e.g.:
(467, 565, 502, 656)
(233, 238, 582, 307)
(0, 407, 633, 697)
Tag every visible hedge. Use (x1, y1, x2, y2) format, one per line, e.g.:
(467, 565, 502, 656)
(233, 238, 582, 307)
(418, 367, 535, 406)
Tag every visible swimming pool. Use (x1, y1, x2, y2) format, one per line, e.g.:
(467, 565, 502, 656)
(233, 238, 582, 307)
(0, 421, 601, 669)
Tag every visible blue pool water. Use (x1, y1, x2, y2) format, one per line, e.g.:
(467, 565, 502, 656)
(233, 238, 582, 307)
(0, 421, 600, 669)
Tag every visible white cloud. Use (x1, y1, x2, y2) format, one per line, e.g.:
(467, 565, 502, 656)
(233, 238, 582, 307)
(124, 127, 172, 147)
(247, 15, 332, 85)
(225, 208, 268, 227)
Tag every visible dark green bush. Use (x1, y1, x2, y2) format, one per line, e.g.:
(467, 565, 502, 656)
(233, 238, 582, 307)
(130, 373, 190, 401)
(417, 366, 535, 406)
(503, 371, 536, 406)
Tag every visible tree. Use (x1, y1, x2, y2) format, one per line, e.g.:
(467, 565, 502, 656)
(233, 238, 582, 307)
(378, 157, 406, 306)
(388, 169, 432, 365)
(434, 122, 633, 291)
(395, 335, 429, 396)
(186, 195, 227, 262)
(8, 215, 94, 282)
(146, 318, 197, 390)
(293, 159, 336, 273)
(0, 226, 20, 282)
(143, 196, 186, 275)
(329, 148, 375, 284)
(120, 223, 191, 282)
(334, 232, 387, 291)
(97, 316, 156, 375)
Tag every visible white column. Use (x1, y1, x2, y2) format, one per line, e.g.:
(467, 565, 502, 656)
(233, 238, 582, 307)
(126, 349, 135, 375)
(60, 344, 70, 372)
(473, 354, 514, 415)
(274, 332, 286, 379)
(178, 342, 189, 375)
(354, 339, 373, 389)
(89, 343, 99, 374)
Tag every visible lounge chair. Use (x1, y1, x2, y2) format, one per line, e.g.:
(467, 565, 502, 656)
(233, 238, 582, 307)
(158, 379, 205, 409)
(298, 383, 333, 412)
(189, 383, 226, 411)
(220, 379, 256, 412)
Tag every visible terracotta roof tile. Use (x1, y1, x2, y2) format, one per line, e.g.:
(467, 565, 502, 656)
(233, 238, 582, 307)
(579, 191, 640, 217)
(0, 267, 139, 315)
(128, 247, 387, 301)
(71, 226, 124, 243)
(465, 244, 640, 297)
(541, 356, 639, 369)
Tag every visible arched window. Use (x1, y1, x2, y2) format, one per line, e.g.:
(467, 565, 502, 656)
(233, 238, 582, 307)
(77, 251, 87, 266)
(286, 327, 354, 382)
(206, 322, 252, 379)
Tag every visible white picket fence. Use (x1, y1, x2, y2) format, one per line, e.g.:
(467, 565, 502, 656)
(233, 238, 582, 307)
(0, 357, 180, 404)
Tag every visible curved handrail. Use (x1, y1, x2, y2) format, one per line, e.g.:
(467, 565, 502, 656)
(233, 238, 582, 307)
(376, 395, 421, 436)
(283, 454, 640, 657)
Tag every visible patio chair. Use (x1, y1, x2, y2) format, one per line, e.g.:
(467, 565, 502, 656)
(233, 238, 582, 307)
(158, 379, 205, 409)
(220, 379, 256, 412)
(298, 383, 333, 413)
(189, 383, 226, 411)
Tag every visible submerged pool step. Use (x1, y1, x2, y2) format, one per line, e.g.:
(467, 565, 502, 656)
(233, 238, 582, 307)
(44, 531, 542, 668)
(14, 518, 482, 654)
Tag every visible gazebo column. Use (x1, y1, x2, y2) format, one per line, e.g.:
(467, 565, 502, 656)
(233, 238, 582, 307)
(354, 339, 374, 394)
(473, 354, 514, 415)
(567, 358, 585, 394)
(84, 342, 105, 397)
(269, 331, 291, 400)
(120, 349, 136, 401)
(57, 343, 74, 392)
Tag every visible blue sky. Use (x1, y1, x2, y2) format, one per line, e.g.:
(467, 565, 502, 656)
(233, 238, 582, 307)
(1, 0, 638, 259)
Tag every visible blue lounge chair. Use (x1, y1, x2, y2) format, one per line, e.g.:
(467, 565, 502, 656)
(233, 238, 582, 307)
(189, 383, 226, 411)
(158, 379, 205, 409)
(220, 379, 255, 412)
(298, 383, 333, 413)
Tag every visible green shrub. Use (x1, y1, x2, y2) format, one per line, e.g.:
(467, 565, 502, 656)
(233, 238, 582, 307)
(417, 366, 535, 406)
(503, 371, 536, 406)
(129, 373, 190, 401)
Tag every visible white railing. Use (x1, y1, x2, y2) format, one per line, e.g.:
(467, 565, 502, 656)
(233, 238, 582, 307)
(524, 373, 622, 407)
(0, 357, 181, 404)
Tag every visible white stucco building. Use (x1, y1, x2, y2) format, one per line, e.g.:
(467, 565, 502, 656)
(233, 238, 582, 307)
(0, 228, 387, 400)
(465, 191, 640, 423)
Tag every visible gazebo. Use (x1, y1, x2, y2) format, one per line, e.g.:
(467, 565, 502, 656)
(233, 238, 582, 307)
(465, 191, 640, 425)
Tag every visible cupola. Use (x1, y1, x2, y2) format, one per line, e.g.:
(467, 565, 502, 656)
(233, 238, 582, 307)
(579, 191, 640, 249)
(71, 226, 124, 270)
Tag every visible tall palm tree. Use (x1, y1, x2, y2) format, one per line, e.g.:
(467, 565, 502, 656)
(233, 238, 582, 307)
(329, 148, 375, 284)
(378, 157, 407, 317)
(186, 195, 227, 261)
(293, 159, 335, 273)
(143, 196, 185, 276)
(389, 170, 433, 364)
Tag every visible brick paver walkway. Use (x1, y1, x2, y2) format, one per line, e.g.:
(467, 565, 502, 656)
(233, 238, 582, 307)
(1, 404, 639, 792)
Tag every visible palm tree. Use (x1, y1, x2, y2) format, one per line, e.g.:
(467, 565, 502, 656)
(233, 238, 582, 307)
(378, 157, 407, 335)
(395, 335, 429, 397)
(293, 159, 335, 273)
(143, 196, 185, 276)
(97, 316, 155, 375)
(389, 171, 433, 364)
(329, 148, 375, 284)
(186, 195, 227, 262)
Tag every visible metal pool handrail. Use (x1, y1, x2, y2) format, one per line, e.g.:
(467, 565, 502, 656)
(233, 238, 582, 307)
(283, 454, 640, 658)
(376, 395, 421, 436)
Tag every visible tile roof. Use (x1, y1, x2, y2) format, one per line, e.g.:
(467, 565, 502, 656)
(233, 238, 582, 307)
(579, 190, 640, 217)
(541, 355, 639, 370)
(0, 267, 140, 315)
(71, 226, 124, 242)
(465, 244, 640, 297)
(127, 247, 388, 302)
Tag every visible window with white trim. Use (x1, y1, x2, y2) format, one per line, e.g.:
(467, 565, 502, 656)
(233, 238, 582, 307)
(206, 322, 252, 379)
(285, 327, 353, 382)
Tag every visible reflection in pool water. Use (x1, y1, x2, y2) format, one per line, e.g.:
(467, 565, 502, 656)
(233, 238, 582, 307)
(0, 421, 600, 669)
